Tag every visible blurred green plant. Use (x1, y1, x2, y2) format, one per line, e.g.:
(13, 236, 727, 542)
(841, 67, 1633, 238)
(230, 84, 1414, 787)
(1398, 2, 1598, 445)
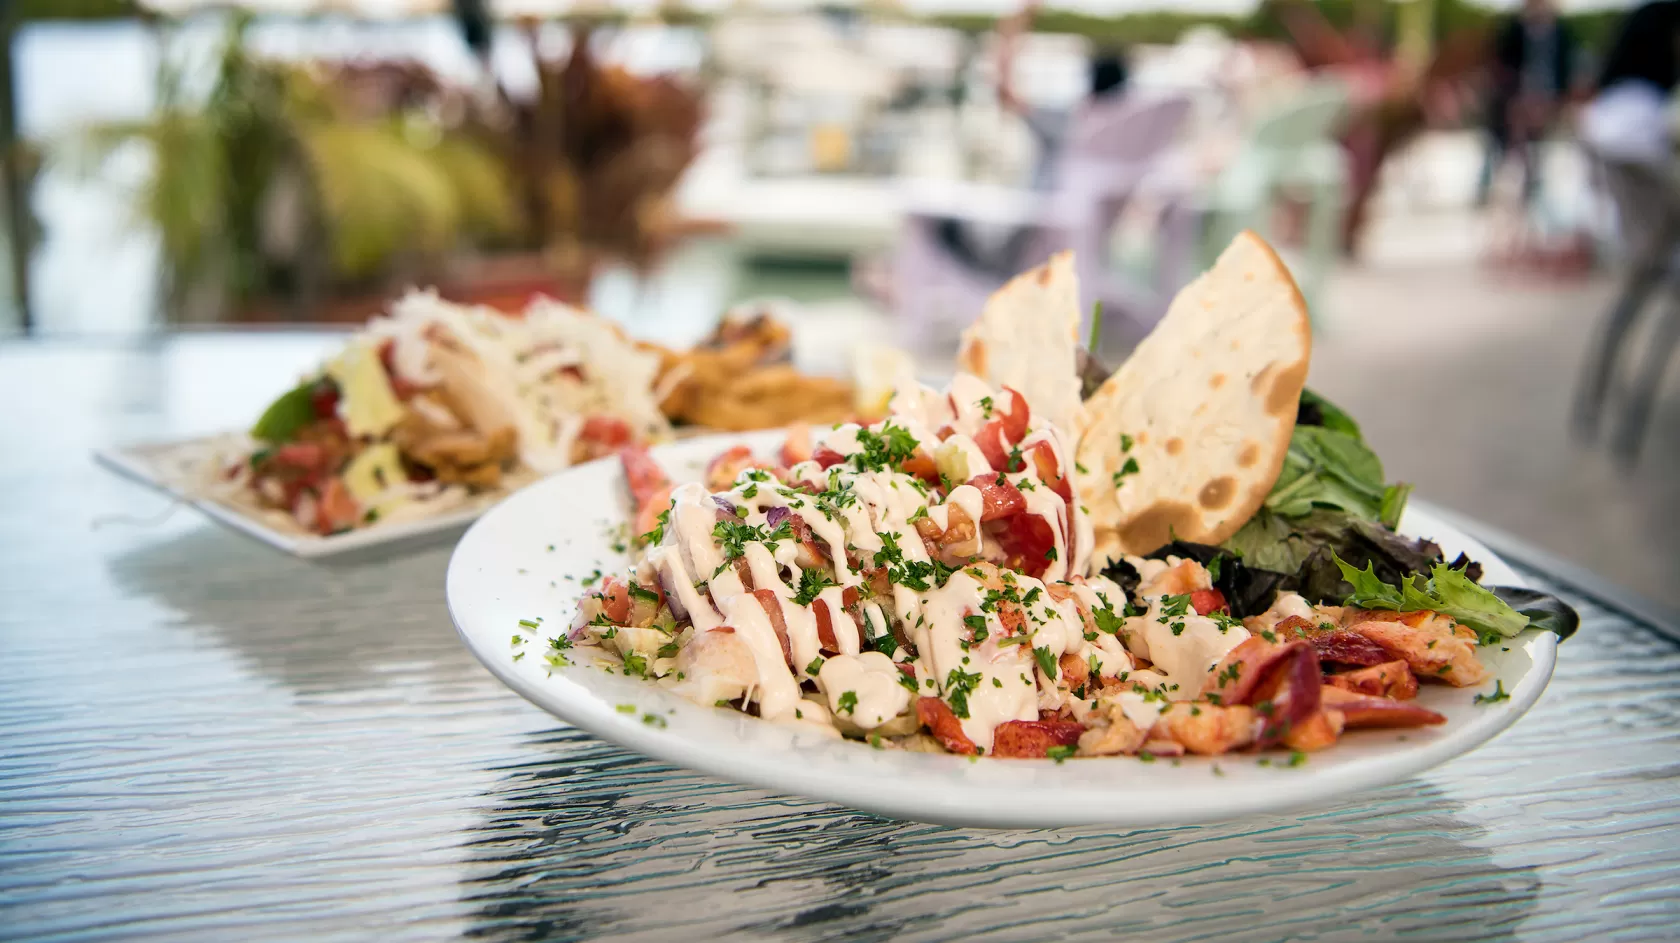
(69, 13, 517, 319)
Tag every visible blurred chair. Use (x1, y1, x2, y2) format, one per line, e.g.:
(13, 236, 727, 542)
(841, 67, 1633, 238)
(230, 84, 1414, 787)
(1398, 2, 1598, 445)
(892, 92, 1195, 351)
(1572, 154, 1680, 463)
(1197, 78, 1350, 318)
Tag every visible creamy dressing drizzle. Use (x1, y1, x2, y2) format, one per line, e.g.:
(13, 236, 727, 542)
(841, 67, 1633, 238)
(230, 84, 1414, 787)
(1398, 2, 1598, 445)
(589, 373, 1171, 749)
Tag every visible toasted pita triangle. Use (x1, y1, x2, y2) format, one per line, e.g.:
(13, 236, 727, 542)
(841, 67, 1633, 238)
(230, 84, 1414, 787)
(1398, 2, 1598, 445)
(1075, 232, 1311, 562)
(956, 251, 1085, 437)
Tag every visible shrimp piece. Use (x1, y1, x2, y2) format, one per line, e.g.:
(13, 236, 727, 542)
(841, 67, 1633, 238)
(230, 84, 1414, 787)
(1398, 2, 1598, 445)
(705, 445, 762, 492)
(1350, 615, 1489, 687)
(672, 627, 758, 706)
(1076, 701, 1150, 756)
(1281, 709, 1343, 752)
(1150, 702, 1258, 755)
(1136, 558, 1212, 599)
(1327, 660, 1419, 700)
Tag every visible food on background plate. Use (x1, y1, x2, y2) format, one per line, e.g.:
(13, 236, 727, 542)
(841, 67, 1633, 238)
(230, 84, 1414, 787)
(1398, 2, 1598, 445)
(227, 291, 669, 535)
(649, 306, 859, 432)
(555, 231, 1577, 761)
(211, 294, 864, 537)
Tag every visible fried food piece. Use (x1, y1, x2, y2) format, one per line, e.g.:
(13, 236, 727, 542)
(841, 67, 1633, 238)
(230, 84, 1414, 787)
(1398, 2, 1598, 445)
(650, 309, 856, 431)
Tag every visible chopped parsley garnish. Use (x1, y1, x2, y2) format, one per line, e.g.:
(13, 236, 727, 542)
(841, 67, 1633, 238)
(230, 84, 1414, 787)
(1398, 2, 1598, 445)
(1157, 594, 1192, 622)
(897, 670, 919, 694)
(943, 666, 983, 719)
(1206, 556, 1222, 582)
(627, 580, 659, 603)
(656, 640, 680, 658)
(621, 651, 649, 678)
(837, 690, 859, 715)
(639, 508, 670, 546)
(1120, 433, 1135, 452)
(1044, 547, 1058, 562)
(1093, 606, 1124, 636)
(849, 423, 920, 473)
(805, 656, 825, 677)
(791, 568, 836, 606)
(580, 569, 603, 588)
(549, 635, 573, 651)
(1111, 456, 1140, 488)
(864, 617, 900, 658)
(517, 617, 541, 630)
(872, 532, 905, 569)
(1288, 750, 1308, 767)
(642, 713, 668, 728)
(711, 517, 793, 575)
(616, 703, 636, 714)
(963, 614, 989, 644)
(1473, 680, 1511, 705)
(1046, 745, 1076, 763)
(1033, 645, 1058, 680)
(978, 396, 995, 418)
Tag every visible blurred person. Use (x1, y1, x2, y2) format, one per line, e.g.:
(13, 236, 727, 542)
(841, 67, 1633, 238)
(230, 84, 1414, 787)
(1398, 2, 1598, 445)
(1477, 0, 1577, 207)
(1572, 0, 1680, 445)
(932, 6, 1130, 278)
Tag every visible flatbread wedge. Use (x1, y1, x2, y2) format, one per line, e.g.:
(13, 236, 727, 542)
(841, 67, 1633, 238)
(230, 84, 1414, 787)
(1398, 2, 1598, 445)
(956, 250, 1084, 438)
(1076, 231, 1311, 561)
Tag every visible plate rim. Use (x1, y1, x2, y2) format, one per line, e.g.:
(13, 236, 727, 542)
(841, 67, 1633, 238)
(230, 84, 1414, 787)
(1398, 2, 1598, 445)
(447, 432, 1558, 828)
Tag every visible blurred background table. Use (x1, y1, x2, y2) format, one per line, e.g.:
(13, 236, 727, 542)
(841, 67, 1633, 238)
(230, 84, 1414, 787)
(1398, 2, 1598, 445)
(3, 334, 1679, 941)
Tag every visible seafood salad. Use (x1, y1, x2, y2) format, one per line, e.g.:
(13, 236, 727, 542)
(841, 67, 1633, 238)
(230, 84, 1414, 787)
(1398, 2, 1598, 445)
(555, 233, 1576, 761)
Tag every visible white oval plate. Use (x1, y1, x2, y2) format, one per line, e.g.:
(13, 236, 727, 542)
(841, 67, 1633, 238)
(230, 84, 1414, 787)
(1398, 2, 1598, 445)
(447, 432, 1557, 828)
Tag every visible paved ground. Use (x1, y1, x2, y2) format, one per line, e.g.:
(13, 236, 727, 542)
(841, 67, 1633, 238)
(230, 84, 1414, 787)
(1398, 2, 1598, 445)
(1311, 249, 1680, 612)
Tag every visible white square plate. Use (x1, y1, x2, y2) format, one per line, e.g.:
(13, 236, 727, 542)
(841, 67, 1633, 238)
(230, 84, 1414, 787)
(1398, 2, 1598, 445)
(96, 436, 495, 558)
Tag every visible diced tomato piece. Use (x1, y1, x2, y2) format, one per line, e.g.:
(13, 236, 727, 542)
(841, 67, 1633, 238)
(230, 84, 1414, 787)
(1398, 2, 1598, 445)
(916, 697, 976, 755)
(991, 719, 1084, 758)
(900, 449, 940, 484)
(996, 512, 1057, 578)
(1190, 589, 1229, 616)
(309, 378, 342, 417)
(275, 442, 326, 472)
(997, 387, 1030, 443)
(600, 578, 632, 624)
(781, 424, 813, 466)
(313, 477, 361, 534)
(633, 486, 674, 544)
(965, 474, 1026, 521)
(812, 446, 847, 469)
(813, 598, 840, 651)
(620, 446, 671, 510)
(752, 589, 794, 665)
(1026, 441, 1073, 503)
(974, 420, 1011, 471)
(705, 445, 758, 491)
(580, 416, 634, 450)
(375, 341, 421, 400)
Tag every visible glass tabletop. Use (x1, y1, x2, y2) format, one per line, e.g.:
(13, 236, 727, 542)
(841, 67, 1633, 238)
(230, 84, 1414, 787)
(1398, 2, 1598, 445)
(3, 336, 1677, 942)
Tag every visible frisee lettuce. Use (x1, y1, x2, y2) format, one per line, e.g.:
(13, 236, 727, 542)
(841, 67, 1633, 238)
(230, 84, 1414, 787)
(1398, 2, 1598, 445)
(1334, 554, 1530, 645)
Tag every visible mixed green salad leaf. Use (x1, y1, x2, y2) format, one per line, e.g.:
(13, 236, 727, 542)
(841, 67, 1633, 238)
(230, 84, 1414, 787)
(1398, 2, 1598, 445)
(1335, 555, 1532, 644)
(1109, 388, 1578, 642)
(250, 380, 319, 444)
(1262, 391, 1408, 528)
